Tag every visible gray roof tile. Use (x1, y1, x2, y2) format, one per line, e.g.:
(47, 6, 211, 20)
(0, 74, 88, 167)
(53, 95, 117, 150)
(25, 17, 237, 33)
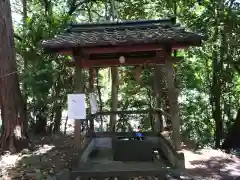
(40, 18, 205, 52)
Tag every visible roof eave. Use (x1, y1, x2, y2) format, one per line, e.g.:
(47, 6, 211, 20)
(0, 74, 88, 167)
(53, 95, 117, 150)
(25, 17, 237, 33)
(40, 39, 204, 55)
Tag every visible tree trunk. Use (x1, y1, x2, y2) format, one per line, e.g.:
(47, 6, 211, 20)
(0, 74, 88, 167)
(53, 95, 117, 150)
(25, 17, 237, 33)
(53, 105, 62, 133)
(0, 88, 3, 134)
(64, 116, 68, 135)
(52, 77, 62, 133)
(1, 107, 4, 135)
(222, 108, 240, 153)
(0, 0, 28, 153)
(34, 107, 47, 134)
(48, 105, 55, 134)
(21, 0, 29, 132)
(211, 24, 223, 149)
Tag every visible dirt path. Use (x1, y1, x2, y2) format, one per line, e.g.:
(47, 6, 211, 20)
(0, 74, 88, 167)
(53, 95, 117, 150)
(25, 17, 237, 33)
(0, 134, 239, 180)
(184, 148, 240, 179)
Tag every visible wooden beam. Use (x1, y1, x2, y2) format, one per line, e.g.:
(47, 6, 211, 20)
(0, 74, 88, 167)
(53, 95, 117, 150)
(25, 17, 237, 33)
(84, 58, 161, 67)
(56, 45, 189, 55)
(67, 57, 183, 68)
(81, 44, 189, 55)
(88, 131, 158, 138)
(91, 109, 162, 116)
(82, 44, 163, 54)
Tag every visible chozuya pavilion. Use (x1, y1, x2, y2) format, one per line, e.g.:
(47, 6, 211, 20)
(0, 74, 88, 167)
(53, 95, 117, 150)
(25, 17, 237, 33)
(40, 17, 205, 180)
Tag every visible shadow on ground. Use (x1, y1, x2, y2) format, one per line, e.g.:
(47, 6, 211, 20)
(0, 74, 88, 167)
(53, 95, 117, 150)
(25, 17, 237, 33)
(186, 154, 240, 180)
(1, 133, 81, 180)
(2, 137, 240, 180)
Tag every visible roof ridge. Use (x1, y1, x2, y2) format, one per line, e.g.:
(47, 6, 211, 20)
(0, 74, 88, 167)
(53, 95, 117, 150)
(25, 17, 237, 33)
(68, 24, 180, 33)
(68, 17, 176, 29)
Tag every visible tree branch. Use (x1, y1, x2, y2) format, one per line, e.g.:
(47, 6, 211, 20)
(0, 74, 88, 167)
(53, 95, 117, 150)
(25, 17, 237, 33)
(68, 0, 86, 16)
(233, 63, 240, 74)
(92, 10, 104, 18)
(43, 0, 49, 14)
(68, 0, 77, 15)
(14, 33, 22, 41)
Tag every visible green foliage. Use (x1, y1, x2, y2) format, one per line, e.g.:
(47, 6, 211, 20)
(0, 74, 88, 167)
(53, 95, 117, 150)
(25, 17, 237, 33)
(15, 5, 74, 129)
(10, 0, 240, 147)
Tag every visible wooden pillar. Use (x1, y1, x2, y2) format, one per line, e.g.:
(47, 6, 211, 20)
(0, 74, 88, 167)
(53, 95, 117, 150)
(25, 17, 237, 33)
(109, 67, 118, 132)
(153, 65, 165, 132)
(89, 68, 94, 131)
(163, 48, 181, 150)
(73, 52, 85, 149)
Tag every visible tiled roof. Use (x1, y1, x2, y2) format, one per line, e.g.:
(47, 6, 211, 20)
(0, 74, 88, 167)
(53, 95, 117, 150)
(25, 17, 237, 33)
(40, 18, 205, 52)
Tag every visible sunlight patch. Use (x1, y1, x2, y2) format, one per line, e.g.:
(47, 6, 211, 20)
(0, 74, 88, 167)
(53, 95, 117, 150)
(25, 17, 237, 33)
(33, 145, 55, 155)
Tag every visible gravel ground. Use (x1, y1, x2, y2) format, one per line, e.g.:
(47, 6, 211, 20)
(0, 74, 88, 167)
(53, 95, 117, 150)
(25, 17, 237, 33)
(0, 125, 239, 180)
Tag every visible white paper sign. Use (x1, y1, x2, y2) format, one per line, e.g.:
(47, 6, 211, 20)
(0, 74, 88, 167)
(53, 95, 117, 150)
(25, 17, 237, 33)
(89, 93, 99, 114)
(68, 94, 86, 119)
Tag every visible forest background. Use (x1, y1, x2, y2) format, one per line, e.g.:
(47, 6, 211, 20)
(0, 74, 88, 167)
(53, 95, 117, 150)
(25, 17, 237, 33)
(1, 0, 240, 151)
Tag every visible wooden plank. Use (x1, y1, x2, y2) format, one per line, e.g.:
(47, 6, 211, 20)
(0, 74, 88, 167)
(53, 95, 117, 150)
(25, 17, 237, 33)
(88, 131, 158, 138)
